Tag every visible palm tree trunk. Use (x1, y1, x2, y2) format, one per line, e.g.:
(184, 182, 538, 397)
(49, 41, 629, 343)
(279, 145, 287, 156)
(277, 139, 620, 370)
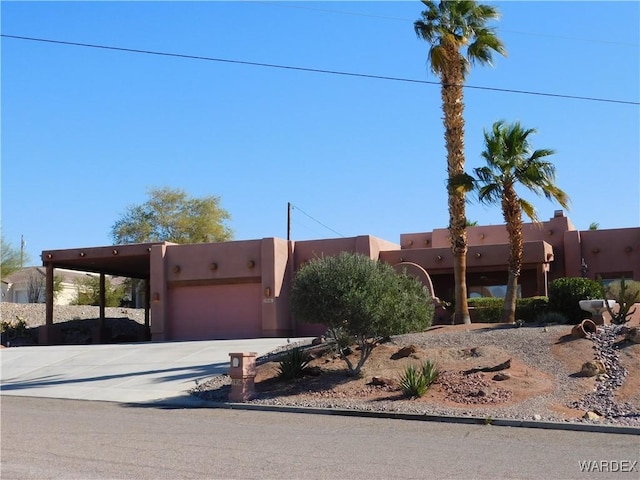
(442, 48, 469, 325)
(501, 190, 522, 323)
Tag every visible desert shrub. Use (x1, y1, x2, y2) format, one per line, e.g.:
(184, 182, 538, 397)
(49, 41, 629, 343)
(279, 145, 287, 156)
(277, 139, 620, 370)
(548, 277, 603, 324)
(277, 347, 311, 380)
(399, 360, 439, 398)
(399, 364, 428, 398)
(72, 276, 126, 307)
(602, 278, 640, 325)
(0, 316, 28, 339)
(290, 252, 434, 377)
(421, 359, 439, 386)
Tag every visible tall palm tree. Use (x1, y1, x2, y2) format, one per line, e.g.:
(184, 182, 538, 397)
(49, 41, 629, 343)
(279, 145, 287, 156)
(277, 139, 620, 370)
(474, 121, 570, 323)
(415, 1, 505, 324)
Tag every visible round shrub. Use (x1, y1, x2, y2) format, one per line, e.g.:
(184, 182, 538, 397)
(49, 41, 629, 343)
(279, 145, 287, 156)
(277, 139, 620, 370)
(548, 277, 603, 324)
(290, 252, 434, 376)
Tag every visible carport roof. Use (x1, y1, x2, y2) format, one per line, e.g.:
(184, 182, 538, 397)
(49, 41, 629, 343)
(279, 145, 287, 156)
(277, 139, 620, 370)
(41, 242, 170, 278)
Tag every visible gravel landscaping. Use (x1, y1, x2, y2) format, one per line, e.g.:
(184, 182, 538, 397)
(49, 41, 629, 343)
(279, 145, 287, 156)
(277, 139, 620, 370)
(192, 324, 640, 428)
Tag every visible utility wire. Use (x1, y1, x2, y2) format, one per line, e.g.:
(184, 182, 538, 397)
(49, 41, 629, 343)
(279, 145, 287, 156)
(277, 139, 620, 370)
(2, 34, 638, 106)
(290, 204, 345, 238)
(254, 1, 639, 48)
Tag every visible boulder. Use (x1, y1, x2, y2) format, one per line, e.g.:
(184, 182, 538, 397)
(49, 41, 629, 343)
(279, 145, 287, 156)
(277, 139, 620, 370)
(391, 345, 418, 360)
(583, 411, 602, 421)
(492, 372, 511, 381)
(580, 360, 606, 377)
(368, 376, 396, 387)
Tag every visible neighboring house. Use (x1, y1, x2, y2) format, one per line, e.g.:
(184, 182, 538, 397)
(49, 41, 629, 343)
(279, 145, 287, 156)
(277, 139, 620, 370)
(0, 267, 122, 305)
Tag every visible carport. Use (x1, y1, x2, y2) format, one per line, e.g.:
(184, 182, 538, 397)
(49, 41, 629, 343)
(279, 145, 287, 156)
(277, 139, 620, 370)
(40, 243, 167, 344)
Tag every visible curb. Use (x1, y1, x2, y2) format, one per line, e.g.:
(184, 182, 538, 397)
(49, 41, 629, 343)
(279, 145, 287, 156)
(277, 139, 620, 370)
(150, 397, 640, 436)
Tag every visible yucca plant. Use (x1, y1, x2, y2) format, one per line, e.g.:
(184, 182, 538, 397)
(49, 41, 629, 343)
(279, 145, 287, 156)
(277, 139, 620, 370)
(277, 347, 311, 380)
(399, 364, 428, 398)
(421, 360, 439, 387)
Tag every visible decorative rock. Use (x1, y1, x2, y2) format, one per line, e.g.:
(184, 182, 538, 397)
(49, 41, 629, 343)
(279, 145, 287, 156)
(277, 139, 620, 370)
(583, 411, 602, 421)
(533, 414, 542, 421)
(391, 345, 418, 360)
(492, 372, 511, 381)
(368, 376, 396, 387)
(580, 360, 606, 377)
(311, 336, 326, 346)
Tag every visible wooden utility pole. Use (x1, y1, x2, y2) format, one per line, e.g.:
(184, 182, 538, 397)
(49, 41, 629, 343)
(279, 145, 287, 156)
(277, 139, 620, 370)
(20, 234, 25, 268)
(287, 202, 291, 241)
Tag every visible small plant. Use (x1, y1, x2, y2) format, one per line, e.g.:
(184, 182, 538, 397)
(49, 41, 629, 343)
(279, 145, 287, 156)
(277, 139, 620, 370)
(277, 347, 310, 380)
(399, 360, 439, 398)
(421, 360, 440, 386)
(0, 316, 28, 338)
(399, 364, 428, 398)
(514, 319, 525, 328)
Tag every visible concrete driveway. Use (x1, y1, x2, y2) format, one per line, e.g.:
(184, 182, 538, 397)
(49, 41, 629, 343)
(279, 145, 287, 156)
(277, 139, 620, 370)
(0, 338, 307, 406)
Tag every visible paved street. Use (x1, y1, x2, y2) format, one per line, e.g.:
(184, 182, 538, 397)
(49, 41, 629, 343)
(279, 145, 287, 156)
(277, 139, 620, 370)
(2, 396, 639, 480)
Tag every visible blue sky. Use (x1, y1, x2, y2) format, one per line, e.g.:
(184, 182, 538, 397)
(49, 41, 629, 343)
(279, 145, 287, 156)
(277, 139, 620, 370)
(2, 1, 639, 264)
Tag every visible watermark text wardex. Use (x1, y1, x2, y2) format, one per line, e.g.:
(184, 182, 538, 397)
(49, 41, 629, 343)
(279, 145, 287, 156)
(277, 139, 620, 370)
(578, 460, 638, 473)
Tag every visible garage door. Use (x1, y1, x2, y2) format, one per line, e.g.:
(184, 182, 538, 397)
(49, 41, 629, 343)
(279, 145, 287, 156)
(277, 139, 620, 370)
(167, 283, 262, 341)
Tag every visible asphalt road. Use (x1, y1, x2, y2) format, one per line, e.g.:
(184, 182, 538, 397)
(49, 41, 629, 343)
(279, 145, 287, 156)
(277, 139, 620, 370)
(2, 396, 639, 480)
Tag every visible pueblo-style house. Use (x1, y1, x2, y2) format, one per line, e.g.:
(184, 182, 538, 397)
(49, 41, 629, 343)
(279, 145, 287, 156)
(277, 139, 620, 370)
(39, 211, 639, 344)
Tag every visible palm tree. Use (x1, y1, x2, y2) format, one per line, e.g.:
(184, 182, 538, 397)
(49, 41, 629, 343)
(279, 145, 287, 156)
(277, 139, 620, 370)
(415, 1, 505, 324)
(474, 121, 570, 323)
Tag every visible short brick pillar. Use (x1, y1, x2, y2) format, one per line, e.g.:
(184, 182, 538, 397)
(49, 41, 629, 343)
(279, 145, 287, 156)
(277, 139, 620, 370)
(228, 352, 257, 402)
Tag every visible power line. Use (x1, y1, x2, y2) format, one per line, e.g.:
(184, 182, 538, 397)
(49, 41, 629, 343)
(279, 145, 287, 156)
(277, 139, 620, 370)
(290, 204, 345, 238)
(254, 1, 639, 48)
(2, 34, 638, 106)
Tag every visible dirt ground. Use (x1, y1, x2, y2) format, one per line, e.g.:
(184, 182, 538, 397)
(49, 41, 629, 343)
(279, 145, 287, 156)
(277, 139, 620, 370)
(252, 321, 640, 421)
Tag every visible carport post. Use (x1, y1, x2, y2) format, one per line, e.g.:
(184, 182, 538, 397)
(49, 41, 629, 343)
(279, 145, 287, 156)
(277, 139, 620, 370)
(228, 352, 257, 402)
(40, 263, 55, 345)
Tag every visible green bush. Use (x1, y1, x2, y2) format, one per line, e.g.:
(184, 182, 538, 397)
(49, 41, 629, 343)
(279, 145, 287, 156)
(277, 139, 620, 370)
(399, 360, 439, 398)
(468, 297, 503, 323)
(468, 297, 549, 323)
(516, 297, 549, 323)
(290, 252, 434, 377)
(548, 277, 603, 324)
(277, 347, 311, 380)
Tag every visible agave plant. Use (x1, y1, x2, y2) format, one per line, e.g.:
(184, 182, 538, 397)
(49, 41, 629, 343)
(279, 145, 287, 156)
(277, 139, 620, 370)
(277, 347, 311, 380)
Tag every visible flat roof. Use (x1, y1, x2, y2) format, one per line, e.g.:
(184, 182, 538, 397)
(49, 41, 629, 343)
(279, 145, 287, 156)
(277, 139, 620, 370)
(41, 243, 167, 278)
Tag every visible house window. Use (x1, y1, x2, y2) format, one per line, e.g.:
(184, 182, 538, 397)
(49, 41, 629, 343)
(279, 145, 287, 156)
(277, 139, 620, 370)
(468, 285, 521, 298)
(597, 272, 634, 286)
